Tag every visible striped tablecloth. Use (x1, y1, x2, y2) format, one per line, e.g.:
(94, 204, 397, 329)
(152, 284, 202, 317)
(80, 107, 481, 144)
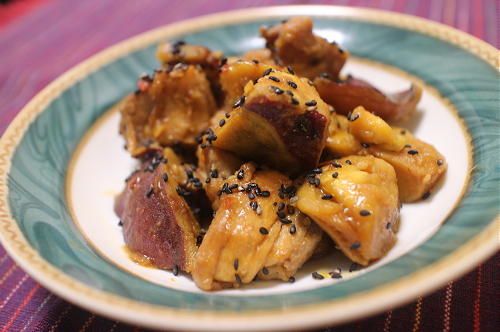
(0, 1, 498, 331)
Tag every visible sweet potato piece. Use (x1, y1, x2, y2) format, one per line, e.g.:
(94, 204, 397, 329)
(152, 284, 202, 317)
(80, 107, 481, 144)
(115, 153, 201, 273)
(325, 113, 363, 156)
(219, 60, 277, 108)
(238, 48, 277, 65)
(192, 163, 322, 290)
(365, 131, 447, 202)
(118, 65, 217, 156)
(314, 75, 422, 122)
(296, 156, 400, 266)
(156, 41, 222, 67)
(260, 17, 348, 80)
(213, 69, 331, 176)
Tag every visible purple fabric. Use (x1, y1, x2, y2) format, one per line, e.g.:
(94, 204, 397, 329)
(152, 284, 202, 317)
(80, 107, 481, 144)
(0, 0, 498, 331)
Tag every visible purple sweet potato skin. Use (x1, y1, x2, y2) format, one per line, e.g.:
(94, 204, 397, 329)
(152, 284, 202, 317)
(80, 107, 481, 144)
(115, 163, 199, 272)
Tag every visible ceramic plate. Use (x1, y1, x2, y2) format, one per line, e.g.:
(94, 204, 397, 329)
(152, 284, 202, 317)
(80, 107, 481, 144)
(0, 6, 498, 331)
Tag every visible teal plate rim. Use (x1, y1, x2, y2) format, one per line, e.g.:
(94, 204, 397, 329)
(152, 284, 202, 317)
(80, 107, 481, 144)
(0, 5, 498, 331)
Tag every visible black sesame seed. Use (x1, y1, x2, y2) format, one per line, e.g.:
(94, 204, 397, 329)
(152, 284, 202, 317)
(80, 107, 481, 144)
(400, 129, 406, 135)
(252, 59, 259, 64)
(219, 57, 228, 67)
(259, 227, 269, 235)
(320, 73, 330, 79)
(210, 169, 218, 178)
(287, 206, 295, 215)
(277, 211, 286, 219)
(237, 169, 244, 180)
(205, 177, 211, 184)
(269, 86, 284, 95)
(312, 272, 324, 280)
(350, 241, 361, 250)
(234, 258, 239, 270)
(248, 192, 256, 200)
(361, 143, 370, 148)
(262, 267, 269, 275)
(321, 194, 333, 200)
(278, 202, 285, 211)
(268, 75, 280, 82)
(162, 173, 168, 182)
(250, 201, 258, 210)
(290, 224, 296, 234)
(332, 172, 339, 178)
(349, 263, 359, 272)
(232, 96, 246, 108)
(225, 112, 231, 118)
(261, 190, 270, 197)
(331, 161, 342, 168)
(145, 185, 154, 198)
(288, 276, 295, 283)
(263, 68, 273, 76)
(305, 100, 317, 106)
(349, 114, 359, 121)
(287, 80, 297, 89)
(437, 159, 443, 166)
(200, 144, 207, 149)
(229, 184, 238, 190)
(404, 144, 412, 148)
(408, 150, 419, 155)
(195, 136, 203, 144)
(219, 119, 226, 127)
(312, 167, 323, 174)
(386, 222, 392, 230)
(280, 218, 292, 225)
(235, 273, 242, 284)
(173, 265, 179, 276)
(360, 210, 371, 216)
(345, 160, 352, 165)
(118, 220, 123, 227)
(330, 271, 342, 279)
(291, 97, 299, 105)
(286, 66, 295, 74)
(422, 191, 431, 200)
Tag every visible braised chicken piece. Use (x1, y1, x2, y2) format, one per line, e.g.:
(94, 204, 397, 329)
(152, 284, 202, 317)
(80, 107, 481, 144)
(192, 163, 322, 290)
(296, 155, 400, 266)
(219, 60, 278, 108)
(156, 41, 223, 98)
(238, 48, 277, 65)
(156, 41, 222, 68)
(260, 17, 348, 80)
(325, 107, 447, 202)
(314, 75, 422, 122)
(365, 131, 447, 202)
(115, 150, 201, 273)
(257, 212, 323, 281)
(213, 68, 331, 176)
(119, 64, 217, 156)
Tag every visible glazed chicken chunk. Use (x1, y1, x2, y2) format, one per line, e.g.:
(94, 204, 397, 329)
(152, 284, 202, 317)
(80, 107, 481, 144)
(324, 107, 447, 202)
(119, 64, 217, 156)
(296, 155, 400, 266)
(192, 163, 322, 290)
(260, 16, 348, 80)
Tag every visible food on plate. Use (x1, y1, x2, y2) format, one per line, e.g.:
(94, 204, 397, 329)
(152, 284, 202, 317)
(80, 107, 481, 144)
(213, 67, 331, 175)
(115, 150, 201, 273)
(314, 75, 422, 122)
(115, 16, 446, 290)
(295, 156, 400, 266)
(260, 17, 348, 80)
(324, 107, 447, 202)
(119, 64, 217, 157)
(193, 163, 322, 290)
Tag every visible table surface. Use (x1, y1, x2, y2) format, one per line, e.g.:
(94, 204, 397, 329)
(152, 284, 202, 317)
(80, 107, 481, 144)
(0, 0, 498, 331)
